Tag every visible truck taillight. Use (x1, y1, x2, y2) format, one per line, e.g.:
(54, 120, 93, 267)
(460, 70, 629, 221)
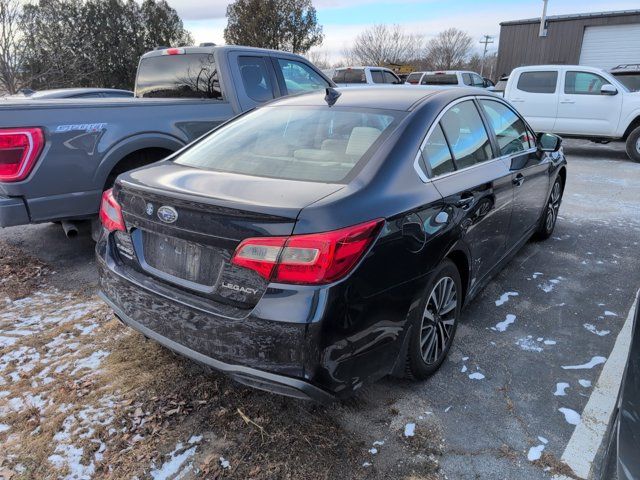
(163, 48, 185, 55)
(0, 128, 44, 182)
(231, 219, 384, 285)
(99, 189, 126, 232)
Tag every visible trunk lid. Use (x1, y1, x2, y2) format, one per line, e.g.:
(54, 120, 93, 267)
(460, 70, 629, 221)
(114, 162, 342, 310)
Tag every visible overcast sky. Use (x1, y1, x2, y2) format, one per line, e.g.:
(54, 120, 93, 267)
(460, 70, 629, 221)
(168, 0, 640, 61)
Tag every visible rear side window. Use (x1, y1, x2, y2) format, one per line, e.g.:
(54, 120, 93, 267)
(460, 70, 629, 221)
(422, 74, 458, 85)
(440, 100, 492, 169)
(239, 56, 274, 102)
(471, 74, 485, 87)
(423, 124, 455, 176)
(406, 72, 423, 84)
(612, 72, 640, 92)
(480, 100, 532, 156)
(276, 58, 328, 94)
(564, 71, 608, 95)
(136, 53, 223, 99)
(333, 69, 366, 84)
(517, 71, 558, 93)
(371, 70, 385, 83)
(462, 73, 472, 86)
(174, 106, 403, 183)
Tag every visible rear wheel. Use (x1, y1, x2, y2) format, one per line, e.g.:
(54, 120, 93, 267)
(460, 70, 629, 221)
(625, 126, 640, 162)
(406, 259, 461, 380)
(534, 177, 563, 241)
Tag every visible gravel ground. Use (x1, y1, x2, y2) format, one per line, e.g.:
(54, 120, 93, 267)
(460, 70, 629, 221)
(0, 139, 638, 480)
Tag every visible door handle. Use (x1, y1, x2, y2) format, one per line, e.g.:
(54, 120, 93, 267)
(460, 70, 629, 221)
(560, 99, 575, 104)
(510, 98, 524, 102)
(455, 195, 474, 209)
(513, 173, 525, 187)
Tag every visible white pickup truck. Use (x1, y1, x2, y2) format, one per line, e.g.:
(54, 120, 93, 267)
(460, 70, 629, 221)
(503, 65, 640, 162)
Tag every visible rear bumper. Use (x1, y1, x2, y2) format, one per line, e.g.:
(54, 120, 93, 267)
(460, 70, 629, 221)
(98, 291, 335, 402)
(0, 195, 30, 227)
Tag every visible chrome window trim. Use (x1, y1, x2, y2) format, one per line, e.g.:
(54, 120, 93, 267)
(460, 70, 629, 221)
(413, 95, 537, 183)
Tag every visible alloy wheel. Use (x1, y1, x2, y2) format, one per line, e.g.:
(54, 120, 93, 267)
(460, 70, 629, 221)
(419, 276, 457, 365)
(636, 137, 640, 155)
(545, 180, 562, 232)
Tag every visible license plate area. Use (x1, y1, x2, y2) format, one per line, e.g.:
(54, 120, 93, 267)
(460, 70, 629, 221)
(131, 229, 224, 294)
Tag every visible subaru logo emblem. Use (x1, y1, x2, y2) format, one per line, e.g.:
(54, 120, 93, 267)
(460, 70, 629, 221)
(157, 206, 178, 224)
(145, 203, 154, 216)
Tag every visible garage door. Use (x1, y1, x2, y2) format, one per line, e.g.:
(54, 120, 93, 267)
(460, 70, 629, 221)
(579, 24, 640, 70)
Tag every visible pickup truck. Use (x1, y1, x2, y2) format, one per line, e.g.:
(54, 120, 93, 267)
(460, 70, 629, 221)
(0, 45, 333, 235)
(503, 65, 640, 162)
(331, 66, 402, 86)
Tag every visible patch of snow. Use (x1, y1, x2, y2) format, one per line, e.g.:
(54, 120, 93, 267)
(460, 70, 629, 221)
(604, 311, 617, 317)
(404, 423, 415, 437)
(219, 457, 230, 469)
(0, 424, 10, 433)
(554, 383, 569, 396)
(461, 365, 467, 373)
(444, 406, 452, 413)
(462, 356, 469, 361)
(150, 442, 198, 480)
(558, 408, 581, 425)
(584, 324, 610, 336)
(187, 435, 202, 444)
(538, 436, 548, 444)
(516, 336, 543, 352)
(538, 277, 563, 293)
(579, 379, 592, 388)
(362, 462, 372, 467)
(493, 314, 516, 332)
(528, 444, 545, 461)
(71, 350, 110, 375)
(495, 292, 518, 307)
(468, 372, 485, 380)
(372, 440, 384, 446)
(369, 448, 377, 454)
(562, 356, 606, 370)
(532, 272, 543, 279)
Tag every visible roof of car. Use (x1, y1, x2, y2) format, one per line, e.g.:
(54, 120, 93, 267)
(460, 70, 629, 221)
(10, 88, 133, 98)
(335, 66, 394, 71)
(141, 45, 309, 59)
(264, 86, 487, 112)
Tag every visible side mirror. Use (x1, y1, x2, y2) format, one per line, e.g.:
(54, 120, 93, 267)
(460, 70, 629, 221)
(600, 84, 618, 96)
(537, 133, 562, 152)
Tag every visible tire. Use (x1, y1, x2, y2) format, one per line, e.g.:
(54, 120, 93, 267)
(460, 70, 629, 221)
(533, 177, 563, 241)
(406, 259, 462, 380)
(625, 126, 640, 163)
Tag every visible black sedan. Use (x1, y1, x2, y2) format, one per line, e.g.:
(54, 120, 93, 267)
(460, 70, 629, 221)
(97, 86, 567, 401)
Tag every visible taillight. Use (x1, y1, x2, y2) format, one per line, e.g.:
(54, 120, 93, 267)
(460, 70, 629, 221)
(99, 189, 125, 232)
(163, 48, 185, 55)
(0, 128, 44, 182)
(231, 219, 384, 285)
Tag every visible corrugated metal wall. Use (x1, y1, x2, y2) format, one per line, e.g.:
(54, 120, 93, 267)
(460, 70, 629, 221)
(496, 13, 640, 80)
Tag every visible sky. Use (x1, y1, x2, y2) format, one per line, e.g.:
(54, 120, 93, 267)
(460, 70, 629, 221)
(169, 0, 640, 62)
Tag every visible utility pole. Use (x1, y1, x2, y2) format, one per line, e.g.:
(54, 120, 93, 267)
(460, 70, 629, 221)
(540, 0, 549, 37)
(479, 35, 494, 76)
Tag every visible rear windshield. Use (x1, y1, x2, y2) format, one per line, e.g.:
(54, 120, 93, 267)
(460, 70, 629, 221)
(406, 73, 423, 84)
(333, 69, 366, 84)
(421, 74, 458, 85)
(174, 106, 403, 183)
(136, 53, 223, 99)
(612, 72, 640, 92)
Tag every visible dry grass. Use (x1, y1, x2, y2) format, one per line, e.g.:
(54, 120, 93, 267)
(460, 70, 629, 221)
(0, 241, 49, 300)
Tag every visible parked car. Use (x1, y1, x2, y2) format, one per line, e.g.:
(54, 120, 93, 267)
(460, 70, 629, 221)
(503, 64, 640, 162)
(0, 45, 333, 236)
(4, 88, 134, 99)
(610, 64, 640, 93)
(332, 66, 402, 86)
(411, 70, 494, 88)
(602, 298, 640, 480)
(492, 75, 510, 95)
(97, 86, 566, 401)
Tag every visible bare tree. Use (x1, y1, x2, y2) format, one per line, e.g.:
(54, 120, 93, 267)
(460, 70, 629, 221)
(307, 50, 331, 69)
(0, 0, 25, 94)
(425, 28, 473, 70)
(345, 24, 422, 66)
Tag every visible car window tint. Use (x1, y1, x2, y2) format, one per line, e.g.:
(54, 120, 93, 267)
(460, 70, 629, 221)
(423, 124, 455, 176)
(371, 70, 385, 83)
(335, 69, 366, 84)
(462, 73, 472, 86)
(383, 71, 399, 84)
(238, 56, 274, 102)
(480, 100, 532, 155)
(277, 58, 328, 94)
(440, 100, 492, 169)
(564, 71, 608, 95)
(422, 74, 458, 85)
(516, 71, 558, 93)
(406, 72, 423, 84)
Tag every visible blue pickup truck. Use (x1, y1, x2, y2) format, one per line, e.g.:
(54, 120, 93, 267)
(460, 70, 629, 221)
(0, 45, 333, 236)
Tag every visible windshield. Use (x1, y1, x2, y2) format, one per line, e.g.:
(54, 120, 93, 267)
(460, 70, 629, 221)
(174, 106, 403, 183)
(136, 53, 223, 99)
(422, 74, 458, 85)
(612, 73, 640, 92)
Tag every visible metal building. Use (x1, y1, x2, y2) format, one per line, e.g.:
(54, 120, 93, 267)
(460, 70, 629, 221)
(496, 10, 640, 78)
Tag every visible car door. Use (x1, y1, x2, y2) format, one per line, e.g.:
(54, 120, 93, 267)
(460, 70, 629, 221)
(228, 52, 279, 111)
(422, 99, 514, 283)
(554, 70, 623, 136)
(507, 70, 559, 132)
(479, 98, 549, 248)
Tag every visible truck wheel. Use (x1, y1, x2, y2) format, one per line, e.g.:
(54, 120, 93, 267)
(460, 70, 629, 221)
(626, 126, 640, 162)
